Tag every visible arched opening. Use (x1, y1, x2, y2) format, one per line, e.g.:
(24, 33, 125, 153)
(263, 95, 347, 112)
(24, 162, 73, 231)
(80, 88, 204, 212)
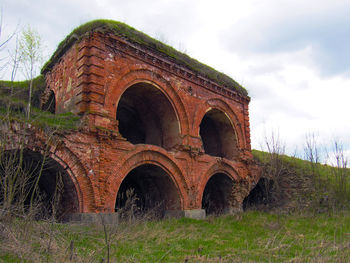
(116, 82, 180, 150)
(0, 149, 79, 220)
(42, 90, 56, 114)
(243, 178, 274, 210)
(199, 109, 238, 159)
(115, 164, 181, 217)
(202, 173, 234, 215)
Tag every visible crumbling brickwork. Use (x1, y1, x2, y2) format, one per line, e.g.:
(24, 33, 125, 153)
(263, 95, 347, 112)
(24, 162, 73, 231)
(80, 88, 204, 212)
(37, 22, 260, 218)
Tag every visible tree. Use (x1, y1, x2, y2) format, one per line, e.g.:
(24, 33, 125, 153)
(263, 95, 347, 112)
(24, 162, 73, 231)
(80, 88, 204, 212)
(19, 25, 43, 119)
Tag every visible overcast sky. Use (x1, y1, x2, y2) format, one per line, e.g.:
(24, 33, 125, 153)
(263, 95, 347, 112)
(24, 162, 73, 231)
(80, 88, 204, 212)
(1, 0, 349, 163)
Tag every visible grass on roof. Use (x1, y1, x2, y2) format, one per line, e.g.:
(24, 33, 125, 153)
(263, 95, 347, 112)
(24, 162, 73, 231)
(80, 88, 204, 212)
(41, 19, 248, 96)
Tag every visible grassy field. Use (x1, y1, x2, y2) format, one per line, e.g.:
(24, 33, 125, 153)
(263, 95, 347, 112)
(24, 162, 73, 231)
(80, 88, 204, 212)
(1, 210, 349, 262)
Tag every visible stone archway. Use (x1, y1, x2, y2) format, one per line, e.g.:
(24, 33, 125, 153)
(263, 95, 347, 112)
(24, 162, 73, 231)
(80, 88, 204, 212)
(199, 108, 238, 159)
(0, 148, 79, 220)
(116, 82, 181, 150)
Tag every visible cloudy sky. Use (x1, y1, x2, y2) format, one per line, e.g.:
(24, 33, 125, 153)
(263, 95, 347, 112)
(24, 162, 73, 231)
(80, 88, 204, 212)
(1, 0, 349, 163)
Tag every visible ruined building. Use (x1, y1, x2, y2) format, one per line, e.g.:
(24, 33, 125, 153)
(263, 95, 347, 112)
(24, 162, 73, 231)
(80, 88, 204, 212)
(12, 20, 260, 220)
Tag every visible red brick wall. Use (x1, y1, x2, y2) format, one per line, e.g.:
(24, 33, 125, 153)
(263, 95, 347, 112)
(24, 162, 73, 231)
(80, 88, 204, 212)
(43, 31, 259, 214)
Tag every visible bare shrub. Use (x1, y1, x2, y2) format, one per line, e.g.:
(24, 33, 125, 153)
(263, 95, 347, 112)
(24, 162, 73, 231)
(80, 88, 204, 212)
(303, 133, 330, 212)
(247, 131, 315, 212)
(327, 140, 350, 211)
(304, 135, 350, 212)
(250, 131, 294, 209)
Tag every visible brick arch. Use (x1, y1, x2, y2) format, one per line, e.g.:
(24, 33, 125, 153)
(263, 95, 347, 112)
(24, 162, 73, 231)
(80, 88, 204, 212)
(193, 98, 245, 150)
(3, 134, 96, 213)
(197, 161, 240, 206)
(105, 69, 189, 136)
(52, 146, 96, 212)
(106, 146, 189, 210)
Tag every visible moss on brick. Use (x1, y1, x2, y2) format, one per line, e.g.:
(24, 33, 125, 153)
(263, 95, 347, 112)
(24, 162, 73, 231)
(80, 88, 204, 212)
(41, 19, 248, 96)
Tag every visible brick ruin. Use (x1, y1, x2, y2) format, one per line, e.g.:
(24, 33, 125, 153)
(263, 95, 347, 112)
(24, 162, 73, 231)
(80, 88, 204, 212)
(10, 20, 260, 220)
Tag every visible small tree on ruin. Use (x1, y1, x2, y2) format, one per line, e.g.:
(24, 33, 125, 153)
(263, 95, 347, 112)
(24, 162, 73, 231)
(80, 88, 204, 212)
(19, 25, 43, 119)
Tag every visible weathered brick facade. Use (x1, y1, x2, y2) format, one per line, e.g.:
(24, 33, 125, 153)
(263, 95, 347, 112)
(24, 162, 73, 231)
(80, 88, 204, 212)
(38, 22, 259, 218)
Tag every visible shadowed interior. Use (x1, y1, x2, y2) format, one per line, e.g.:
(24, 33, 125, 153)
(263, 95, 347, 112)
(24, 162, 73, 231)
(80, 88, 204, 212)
(199, 109, 238, 159)
(243, 178, 274, 210)
(0, 149, 79, 219)
(115, 164, 181, 216)
(202, 173, 234, 215)
(116, 83, 181, 150)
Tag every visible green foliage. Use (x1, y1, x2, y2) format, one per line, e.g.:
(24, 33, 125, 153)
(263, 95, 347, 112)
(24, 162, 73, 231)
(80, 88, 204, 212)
(19, 26, 43, 79)
(41, 19, 248, 96)
(19, 26, 44, 119)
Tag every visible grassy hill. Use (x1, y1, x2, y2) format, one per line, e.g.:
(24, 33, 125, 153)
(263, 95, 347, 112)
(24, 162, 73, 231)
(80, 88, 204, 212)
(248, 149, 350, 212)
(0, 77, 80, 130)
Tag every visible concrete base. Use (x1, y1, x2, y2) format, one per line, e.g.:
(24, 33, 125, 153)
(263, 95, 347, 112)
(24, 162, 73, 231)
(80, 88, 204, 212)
(164, 210, 185, 218)
(64, 213, 121, 224)
(164, 209, 206, 219)
(184, 209, 206, 219)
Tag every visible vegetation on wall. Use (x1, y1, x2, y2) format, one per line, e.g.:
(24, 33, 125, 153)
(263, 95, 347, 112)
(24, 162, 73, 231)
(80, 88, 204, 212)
(41, 19, 248, 96)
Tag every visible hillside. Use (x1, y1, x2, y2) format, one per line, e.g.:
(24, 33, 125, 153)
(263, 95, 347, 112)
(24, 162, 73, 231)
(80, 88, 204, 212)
(0, 77, 80, 130)
(247, 149, 350, 212)
(0, 76, 46, 110)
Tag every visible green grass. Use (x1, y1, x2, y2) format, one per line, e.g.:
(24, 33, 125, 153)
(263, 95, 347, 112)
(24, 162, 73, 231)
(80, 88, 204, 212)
(252, 149, 328, 174)
(41, 19, 247, 96)
(0, 107, 80, 131)
(252, 149, 350, 187)
(1, 211, 349, 262)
